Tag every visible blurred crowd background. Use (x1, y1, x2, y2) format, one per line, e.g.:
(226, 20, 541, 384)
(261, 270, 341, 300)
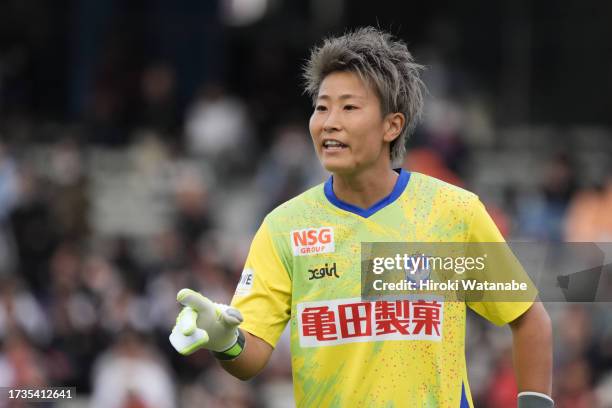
(1, 0, 612, 407)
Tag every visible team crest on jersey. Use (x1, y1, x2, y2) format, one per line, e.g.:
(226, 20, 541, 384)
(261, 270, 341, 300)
(291, 227, 335, 256)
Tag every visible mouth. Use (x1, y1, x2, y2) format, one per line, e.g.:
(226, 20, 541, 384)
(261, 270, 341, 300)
(322, 139, 349, 151)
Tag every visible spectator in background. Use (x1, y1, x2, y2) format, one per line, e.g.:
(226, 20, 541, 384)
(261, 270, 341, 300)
(91, 330, 176, 408)
(0, 143, 18, 277)
(484, 348, 519, 408)
(9, 167, 59, 295)
(193, 365, 254, 408)
(554, 305, 592, 365)
(0, 277, 51, 344)
(554, 357, 597, 408)
(172, 165, 212, 254)
(0, 144, 19, 222)
(565, 171, 612, 241)
(403, 147, 463, 187)
(86, 84, 129, 146)
(184, 84, 255, 176)
(517, 152, 577, 241)
(48, 138, 90, 241)
(0, 333, 48, 389)
(417, 99, 468, 176)
(595, 369, 612, 408)
(255, 122, 325, 212)
(136, 63, 180, 138)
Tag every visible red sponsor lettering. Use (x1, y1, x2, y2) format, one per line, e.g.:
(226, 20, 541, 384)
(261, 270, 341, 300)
(338, 302, 372, 338)
(318, 228, 332, 244)
(293, 230, 308, 246)
(302, 306, 338, 341)
(292, 228, 332, 246)
(412, 300, 441, 336)
(299, 298, 443, 345)
(375, 300, 411, 335)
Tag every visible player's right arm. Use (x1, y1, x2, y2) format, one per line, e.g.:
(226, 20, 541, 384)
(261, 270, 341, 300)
(170, 219, 292, 380)
(219, 330, 273, 380)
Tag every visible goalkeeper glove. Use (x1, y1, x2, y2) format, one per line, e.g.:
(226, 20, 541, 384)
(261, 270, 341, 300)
(169, 288, 245, 360)
(518, 392, 554, 408)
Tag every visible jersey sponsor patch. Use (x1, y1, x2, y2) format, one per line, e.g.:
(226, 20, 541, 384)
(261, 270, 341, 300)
(235, 268, 254, 296)
(297, 297, 443, 347)
(308, 262, 339, 280)
(291, 227, 335, 256)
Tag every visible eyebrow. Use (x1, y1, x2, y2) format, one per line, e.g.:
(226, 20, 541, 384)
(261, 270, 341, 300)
(316, 94, 365, 101)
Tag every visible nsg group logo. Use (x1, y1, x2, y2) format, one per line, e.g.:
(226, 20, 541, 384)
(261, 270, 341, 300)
(291, 227, 335, 256)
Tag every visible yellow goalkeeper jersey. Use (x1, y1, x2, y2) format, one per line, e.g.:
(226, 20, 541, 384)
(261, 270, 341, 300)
(232, 170, 533, 407)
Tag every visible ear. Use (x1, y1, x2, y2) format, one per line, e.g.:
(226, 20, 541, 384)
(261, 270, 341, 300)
(383, 113, 406, 143)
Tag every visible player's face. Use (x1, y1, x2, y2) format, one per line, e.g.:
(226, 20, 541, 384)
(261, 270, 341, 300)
(309, 71, 398, 176)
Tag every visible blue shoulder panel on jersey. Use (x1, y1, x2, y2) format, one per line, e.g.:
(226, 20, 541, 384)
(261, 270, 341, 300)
(324, 168, 411, 218)
(460, 382, 470, 408)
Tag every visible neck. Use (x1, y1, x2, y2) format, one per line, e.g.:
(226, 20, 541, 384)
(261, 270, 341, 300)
(332, 165, 399, 209)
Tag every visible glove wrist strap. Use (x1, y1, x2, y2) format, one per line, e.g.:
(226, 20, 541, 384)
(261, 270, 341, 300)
(212, 329, 246, 361)
(517, 392, 554, 408)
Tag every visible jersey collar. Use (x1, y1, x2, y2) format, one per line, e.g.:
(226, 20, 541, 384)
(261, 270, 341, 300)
(324, 168, 411, 218)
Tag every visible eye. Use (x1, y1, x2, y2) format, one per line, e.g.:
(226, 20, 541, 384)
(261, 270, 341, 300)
(344, 105, 358, 111)
(315, 105, 327, 112)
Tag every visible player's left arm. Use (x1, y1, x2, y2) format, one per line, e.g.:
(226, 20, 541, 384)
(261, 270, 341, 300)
(467, 197, 554, 406)
(509, 302, 554, 406)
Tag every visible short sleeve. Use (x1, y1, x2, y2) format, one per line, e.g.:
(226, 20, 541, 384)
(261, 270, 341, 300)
(231, 220, 292, 347)
(466, 199, 536, 326)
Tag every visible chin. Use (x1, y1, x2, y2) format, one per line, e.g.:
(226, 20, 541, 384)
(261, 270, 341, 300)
(320, 159, 355, 175)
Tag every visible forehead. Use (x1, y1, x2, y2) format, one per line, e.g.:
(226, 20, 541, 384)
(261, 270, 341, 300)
(317, 71, 376, 99)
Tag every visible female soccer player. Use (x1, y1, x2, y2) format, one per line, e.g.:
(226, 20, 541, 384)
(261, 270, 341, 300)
(170, 27, 553, 408)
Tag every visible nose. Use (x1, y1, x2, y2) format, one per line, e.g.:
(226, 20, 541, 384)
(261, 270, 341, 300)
(322, 108, 341, 133)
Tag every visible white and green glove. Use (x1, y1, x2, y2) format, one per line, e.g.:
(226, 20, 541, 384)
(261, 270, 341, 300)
(169, 288, 245, 360)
